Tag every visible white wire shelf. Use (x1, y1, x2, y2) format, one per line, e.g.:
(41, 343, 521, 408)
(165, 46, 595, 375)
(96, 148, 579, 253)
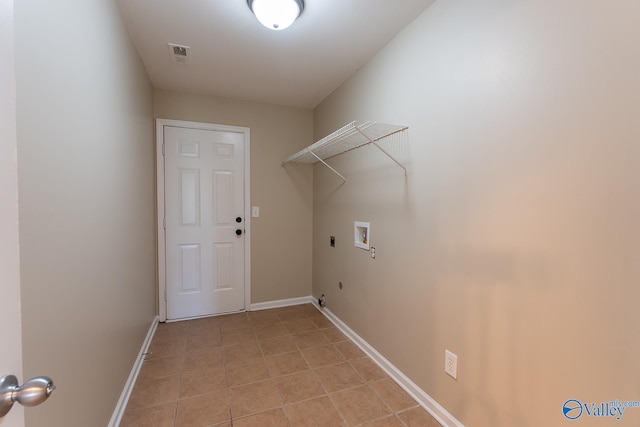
(282, 121, 408, 182)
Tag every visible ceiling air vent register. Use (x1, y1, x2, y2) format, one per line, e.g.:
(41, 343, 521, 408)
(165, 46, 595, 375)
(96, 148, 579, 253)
(168, 43, 191, 64)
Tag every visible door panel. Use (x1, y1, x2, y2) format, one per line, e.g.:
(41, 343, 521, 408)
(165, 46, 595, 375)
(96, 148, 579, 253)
(164, 126, 246, 320)
(214, 243, 234, 289)
(179, 169, 199, 226)
(179, 244, 201, 292)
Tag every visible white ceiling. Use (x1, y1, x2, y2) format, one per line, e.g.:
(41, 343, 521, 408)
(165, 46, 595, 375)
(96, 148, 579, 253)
(116, 0, 435, 109)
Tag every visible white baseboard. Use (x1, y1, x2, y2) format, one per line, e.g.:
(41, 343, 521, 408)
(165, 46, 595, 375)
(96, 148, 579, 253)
(108, 315, 159, 427)
(250, 295, 314, 311)
(310, 300, 464, 427)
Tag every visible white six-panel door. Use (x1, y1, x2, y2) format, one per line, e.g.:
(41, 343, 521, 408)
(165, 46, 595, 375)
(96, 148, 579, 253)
(163, 124, 248, 320)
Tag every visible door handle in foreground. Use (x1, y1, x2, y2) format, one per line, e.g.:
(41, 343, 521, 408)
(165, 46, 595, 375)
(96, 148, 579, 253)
(0, 374, 56, 417)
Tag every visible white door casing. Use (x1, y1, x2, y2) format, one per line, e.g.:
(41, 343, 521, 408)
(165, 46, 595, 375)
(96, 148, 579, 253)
(157, 119, 250, 321)
(0, 0, 25, 424)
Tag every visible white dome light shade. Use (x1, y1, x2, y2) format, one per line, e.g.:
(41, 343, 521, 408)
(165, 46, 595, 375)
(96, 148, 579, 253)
(248, 0, 304, 31)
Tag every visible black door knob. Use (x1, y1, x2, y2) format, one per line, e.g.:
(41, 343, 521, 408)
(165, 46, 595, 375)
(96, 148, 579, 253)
(236, 229, 243, 236)
(236, 217, 242, 223)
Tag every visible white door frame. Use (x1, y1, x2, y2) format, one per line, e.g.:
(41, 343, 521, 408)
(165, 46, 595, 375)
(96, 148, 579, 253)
(156, 119, 251, 322)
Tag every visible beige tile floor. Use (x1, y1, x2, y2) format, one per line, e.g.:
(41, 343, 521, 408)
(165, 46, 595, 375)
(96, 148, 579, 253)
(121, 304, 442, 427)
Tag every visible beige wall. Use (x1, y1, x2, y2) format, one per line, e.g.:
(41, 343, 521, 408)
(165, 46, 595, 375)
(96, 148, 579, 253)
(15, 1, 156, 426)
(313, 1, 640, 426)
(154, 89, 313, 304)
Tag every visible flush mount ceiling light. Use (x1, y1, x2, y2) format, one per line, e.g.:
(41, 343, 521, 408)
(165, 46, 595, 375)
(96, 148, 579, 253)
(247, 0, 304, 31)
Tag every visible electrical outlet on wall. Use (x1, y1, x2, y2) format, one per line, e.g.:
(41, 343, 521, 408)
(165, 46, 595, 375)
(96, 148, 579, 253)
(445, 350, 458, 379)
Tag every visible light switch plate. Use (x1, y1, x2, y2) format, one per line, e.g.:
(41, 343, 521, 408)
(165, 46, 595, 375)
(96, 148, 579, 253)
(252, 206, 260, 218)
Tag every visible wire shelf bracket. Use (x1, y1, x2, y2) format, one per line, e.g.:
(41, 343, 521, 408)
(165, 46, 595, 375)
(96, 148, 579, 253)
(282, 121, 408, 182)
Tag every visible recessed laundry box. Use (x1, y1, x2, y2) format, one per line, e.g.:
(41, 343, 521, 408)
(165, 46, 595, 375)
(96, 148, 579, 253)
(354, 221, 370, 250)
